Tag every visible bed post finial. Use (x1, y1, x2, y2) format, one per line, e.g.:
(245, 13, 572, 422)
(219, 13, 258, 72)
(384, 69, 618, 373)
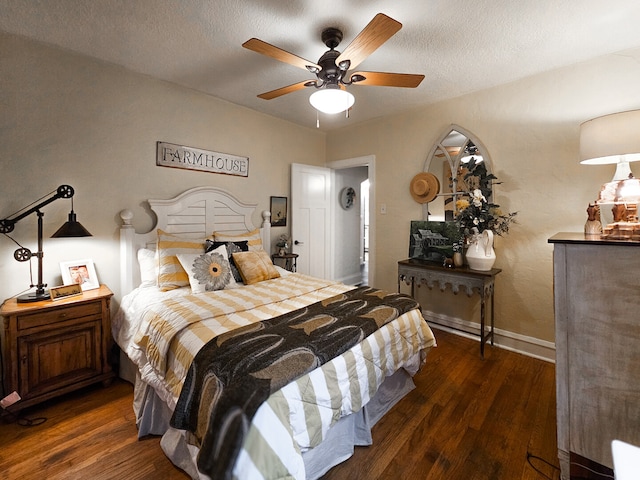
(261, 210, 271, 253)
(120, 209, 136, 296)
(120, 209, 134, 226)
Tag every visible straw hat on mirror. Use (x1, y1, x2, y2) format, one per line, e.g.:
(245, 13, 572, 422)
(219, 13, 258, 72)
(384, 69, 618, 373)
(410, 172, 440, 204)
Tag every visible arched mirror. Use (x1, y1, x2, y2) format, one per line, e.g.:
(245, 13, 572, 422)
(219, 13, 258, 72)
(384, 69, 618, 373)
(422, 125, 493, 221)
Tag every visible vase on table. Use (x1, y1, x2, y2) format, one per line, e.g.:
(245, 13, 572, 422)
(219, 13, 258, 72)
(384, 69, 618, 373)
(465, 229, 496, 271)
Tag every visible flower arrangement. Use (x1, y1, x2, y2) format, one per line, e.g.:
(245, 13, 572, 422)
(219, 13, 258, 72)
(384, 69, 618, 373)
(454, 159, 517, 237)
(276, 234, 290, 249)
(276, 234, 290, 255)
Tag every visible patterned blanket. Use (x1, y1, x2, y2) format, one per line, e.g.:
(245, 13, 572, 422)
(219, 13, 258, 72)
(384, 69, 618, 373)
(170, 286, 420, 480)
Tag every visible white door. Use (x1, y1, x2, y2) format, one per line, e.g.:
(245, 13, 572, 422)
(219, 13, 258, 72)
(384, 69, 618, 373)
(290, 163, 332, 279)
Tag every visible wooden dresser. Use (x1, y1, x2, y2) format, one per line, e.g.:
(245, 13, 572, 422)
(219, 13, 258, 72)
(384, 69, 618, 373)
(1, 285, 115, 412)
(549, 233, 640, 479)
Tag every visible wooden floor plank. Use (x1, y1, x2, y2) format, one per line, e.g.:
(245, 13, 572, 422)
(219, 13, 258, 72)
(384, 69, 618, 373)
(0, 329, 560, 480)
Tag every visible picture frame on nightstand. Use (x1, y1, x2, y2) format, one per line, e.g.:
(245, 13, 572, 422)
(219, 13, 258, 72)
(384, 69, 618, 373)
(60, 259, 100, 291)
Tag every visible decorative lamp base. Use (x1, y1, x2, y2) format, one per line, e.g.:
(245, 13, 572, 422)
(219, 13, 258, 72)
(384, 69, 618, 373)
(17, 291, 50, 303)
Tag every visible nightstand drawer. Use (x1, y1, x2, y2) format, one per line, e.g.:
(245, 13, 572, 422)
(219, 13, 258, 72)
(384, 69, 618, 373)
(16, 302, 102, 330)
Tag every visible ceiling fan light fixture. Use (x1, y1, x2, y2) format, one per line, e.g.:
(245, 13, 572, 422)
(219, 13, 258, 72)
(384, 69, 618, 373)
(309, 87, 355, 114)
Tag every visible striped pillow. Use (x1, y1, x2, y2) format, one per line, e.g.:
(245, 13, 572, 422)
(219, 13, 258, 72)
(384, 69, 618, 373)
(213, 228, 263, 251)
(157, 229, 206, 291)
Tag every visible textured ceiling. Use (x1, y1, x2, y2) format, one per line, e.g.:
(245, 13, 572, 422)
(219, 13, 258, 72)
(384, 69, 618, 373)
(2, 0, 640, 131)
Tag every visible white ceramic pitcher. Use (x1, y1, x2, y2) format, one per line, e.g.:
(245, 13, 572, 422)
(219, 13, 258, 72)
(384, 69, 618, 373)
(465, 229, 496, 271)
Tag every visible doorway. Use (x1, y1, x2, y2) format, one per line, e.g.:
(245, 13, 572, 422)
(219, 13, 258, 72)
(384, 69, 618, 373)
(328, 155, 375, 287)
(360, 178, 369, 285)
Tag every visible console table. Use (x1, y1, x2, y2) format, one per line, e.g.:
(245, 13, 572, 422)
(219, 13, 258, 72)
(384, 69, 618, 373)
(397, 259, 501, 357)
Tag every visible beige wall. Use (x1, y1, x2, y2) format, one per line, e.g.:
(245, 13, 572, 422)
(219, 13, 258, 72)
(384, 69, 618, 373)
(0, 33, 325, 304)
(326, 47, 640, 344)
(3, 30, 640, 346)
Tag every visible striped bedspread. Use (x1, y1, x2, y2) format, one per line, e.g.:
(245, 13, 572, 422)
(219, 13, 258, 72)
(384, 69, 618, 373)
(114, 273, 436, 479)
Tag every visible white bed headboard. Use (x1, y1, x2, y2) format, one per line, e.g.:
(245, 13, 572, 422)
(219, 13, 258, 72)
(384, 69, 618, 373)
(119, 186, 271, 295)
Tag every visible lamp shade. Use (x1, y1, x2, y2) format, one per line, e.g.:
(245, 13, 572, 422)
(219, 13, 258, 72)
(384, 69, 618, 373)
(51, 211, 92, 237)
(580, 110, 640, 180)
(309, 88, 355, 114)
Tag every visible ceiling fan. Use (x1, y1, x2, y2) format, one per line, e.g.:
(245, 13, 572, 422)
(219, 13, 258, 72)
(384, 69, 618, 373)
(242, 13, 425, 114)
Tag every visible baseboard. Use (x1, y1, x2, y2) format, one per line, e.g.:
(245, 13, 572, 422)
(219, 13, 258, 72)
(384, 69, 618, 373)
(422, 309, 556, 363)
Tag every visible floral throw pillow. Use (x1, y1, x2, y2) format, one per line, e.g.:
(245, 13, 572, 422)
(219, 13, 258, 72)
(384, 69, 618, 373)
(205, 240, 248, 283)
(177, 245, 236, 293)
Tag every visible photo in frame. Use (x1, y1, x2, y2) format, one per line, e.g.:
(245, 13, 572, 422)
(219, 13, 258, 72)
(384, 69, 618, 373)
(409, 221, 462, 264)
(60, 259, 100, 291)
(270, 196, 288, 227)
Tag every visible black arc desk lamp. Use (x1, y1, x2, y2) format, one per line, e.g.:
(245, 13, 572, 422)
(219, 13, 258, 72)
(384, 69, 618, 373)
(0, 185, 92, 303)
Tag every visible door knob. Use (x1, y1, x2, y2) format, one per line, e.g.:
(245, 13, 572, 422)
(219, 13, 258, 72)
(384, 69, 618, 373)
(294, 240, 304, 245)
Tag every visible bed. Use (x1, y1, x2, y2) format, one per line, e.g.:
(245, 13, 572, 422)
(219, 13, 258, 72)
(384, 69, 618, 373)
(113, 186, 436, 480)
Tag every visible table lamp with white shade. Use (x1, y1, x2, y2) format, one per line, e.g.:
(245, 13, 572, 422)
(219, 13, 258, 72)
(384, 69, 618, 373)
(580, 110, 640, 239)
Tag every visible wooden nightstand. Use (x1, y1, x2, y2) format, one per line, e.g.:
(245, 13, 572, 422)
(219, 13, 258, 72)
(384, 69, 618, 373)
(1, 285, 115, 412)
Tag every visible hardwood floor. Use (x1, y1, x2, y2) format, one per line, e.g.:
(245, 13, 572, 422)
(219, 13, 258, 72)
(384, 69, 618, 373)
(322, 328, 561, 480)
(0, 329, 560, 480)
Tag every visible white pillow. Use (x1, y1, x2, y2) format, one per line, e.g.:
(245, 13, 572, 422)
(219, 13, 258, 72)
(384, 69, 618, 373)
(137, 248, 158, 287)
(176, 245, 237, 293)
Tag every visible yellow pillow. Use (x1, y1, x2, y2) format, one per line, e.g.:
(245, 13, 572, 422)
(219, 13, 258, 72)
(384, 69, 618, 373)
(213, 228, 263, 251)
(232, 250, 281, 285)
(157, 229, 206, 291)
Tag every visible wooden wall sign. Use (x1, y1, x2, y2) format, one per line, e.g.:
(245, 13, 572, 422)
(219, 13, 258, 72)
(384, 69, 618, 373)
(156, 142, 249, 177)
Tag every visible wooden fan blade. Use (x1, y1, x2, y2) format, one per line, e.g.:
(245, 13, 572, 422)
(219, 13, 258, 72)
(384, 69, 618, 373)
(257, 81, 311, 100)
(243, 38, 319, 72)
(351, 71, 425, 88)
(336, 13, 402, 70)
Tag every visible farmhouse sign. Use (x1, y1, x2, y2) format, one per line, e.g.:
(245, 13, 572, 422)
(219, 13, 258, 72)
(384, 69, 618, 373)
(156, 142, 249, 177)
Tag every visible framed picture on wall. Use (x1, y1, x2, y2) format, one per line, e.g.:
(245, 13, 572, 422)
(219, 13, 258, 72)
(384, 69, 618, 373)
(270, 196, 288, 227)
(60, 259, 100, 291)
(340, 187, 357, 210)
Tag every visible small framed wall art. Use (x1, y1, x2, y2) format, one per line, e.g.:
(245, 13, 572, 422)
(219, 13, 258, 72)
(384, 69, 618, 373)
(270, 196, 288, 227)
(60, 259, 100, 291)
(340, 187, 356, 210)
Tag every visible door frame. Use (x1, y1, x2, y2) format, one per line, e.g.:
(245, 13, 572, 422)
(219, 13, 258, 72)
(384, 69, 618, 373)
(327, 155, 376, 286)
